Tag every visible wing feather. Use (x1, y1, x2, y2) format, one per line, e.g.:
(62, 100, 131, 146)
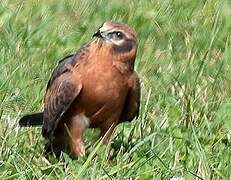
(42, 74, 82, 139)
(119, 72, 140, 122)
(42, 43, 90, 139)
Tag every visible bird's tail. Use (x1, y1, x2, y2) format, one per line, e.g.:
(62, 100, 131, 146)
(19, 112, 43, 126)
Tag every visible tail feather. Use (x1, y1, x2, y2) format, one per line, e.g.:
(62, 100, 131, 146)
(19, 112, 43, 126)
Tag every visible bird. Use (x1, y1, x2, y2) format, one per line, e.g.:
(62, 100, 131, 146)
(19, 21, 140, 157)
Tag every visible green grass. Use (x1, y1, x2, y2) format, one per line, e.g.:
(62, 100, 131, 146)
(0, 0, 231, 179)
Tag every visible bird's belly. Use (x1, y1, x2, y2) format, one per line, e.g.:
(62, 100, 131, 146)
(82, 80, 127, 109)
(73, 77, 128, 126)
(82, 68, 128, 105)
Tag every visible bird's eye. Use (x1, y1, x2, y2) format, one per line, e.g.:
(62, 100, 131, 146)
(115, 32, 122, 38)
(109, 31, 123, 40)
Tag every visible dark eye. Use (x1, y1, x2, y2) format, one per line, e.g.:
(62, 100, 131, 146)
(110, 31, 123, 40)
(115, 32, 122, 38)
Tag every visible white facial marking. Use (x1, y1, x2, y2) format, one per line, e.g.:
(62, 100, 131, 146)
(99, 24, 111, 32)
(72, 113, 90, 128)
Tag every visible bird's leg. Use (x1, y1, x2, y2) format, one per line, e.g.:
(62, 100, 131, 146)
(65, 114, 90, 157)
(98, 122, 117, 145)
(44, 136, 65, 158)
(97, 122, 118, 161)
(68, 126, 85, 157)
(45, 124, 66, 158)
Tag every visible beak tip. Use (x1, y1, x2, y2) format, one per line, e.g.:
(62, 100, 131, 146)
(92, 30, 102, 38)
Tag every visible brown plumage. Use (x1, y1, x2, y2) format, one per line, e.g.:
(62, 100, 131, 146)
(19, 21, 140, 157)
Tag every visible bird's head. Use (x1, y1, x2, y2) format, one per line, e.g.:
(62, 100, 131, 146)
(93, 21, 137, 64)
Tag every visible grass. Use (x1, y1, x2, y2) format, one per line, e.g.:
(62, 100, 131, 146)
(0, 0, 231, 179)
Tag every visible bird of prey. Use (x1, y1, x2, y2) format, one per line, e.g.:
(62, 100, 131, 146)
(19, 21, 140, 157)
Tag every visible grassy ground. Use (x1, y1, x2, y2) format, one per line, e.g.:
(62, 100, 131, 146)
(0, 0, 231, 179)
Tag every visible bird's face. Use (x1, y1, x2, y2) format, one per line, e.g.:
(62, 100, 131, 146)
(93, 21, 137, 56)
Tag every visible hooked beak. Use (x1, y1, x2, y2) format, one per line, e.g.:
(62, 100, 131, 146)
(92, 30, 103, 38)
